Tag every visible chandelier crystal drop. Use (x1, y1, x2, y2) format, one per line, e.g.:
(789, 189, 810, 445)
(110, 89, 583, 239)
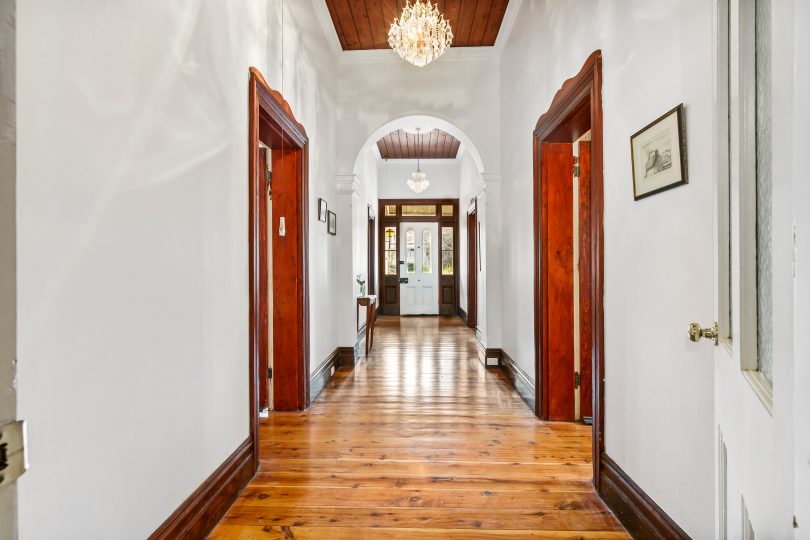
(388, 1, 453, 67)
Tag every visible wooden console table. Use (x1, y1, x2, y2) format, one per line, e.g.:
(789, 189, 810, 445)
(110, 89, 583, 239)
(356, 295, 377, 355)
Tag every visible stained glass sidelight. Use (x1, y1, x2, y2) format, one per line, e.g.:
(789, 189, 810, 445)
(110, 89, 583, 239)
(441, 227, 454, 275)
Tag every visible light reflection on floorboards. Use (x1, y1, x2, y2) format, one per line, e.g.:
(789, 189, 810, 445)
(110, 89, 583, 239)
(209, 316, 628, 539)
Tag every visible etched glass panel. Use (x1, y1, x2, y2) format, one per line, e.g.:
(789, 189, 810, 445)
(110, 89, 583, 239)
(385, 251, 397, 275)
(406, 229, 416, 273)
(441, 205, 454, 216)
(422, 230, 432, 273)
(755, 0, 772, 383)
(384, 204, 397, 216)
(441, 227, 454, 275)
(401, 204, 436, 217)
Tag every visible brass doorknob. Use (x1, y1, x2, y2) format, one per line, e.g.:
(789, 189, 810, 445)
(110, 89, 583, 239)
(688, 322, 719, 346)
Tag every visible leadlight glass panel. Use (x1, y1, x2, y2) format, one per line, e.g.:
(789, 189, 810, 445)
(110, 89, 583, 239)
(441, 227, 454, 275)
(401, 204, 436, 217)
(384, 226, 397, 275)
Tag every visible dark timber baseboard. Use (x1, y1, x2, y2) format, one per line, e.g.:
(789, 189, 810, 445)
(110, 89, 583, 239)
(149, 438, 253, 540)
(458, 306, 468, 325)
(498, 350, 536, 412)
(338, 346, 357, 369)
(310, 348, 340, 402)
(599, 454, 689, 539)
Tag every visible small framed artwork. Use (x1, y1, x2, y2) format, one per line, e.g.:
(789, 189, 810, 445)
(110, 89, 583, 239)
(327, 211, 337, 235)
(630, 104, 688, 200)
(318, 198, 328, 222)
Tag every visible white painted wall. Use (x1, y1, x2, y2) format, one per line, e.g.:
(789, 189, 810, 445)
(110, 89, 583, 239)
(337, 54, 500, 177)
(378, 159, 461, 200)
(0, 0, 17, 537)
(499, 1, 716, 536)
(16, 1, 339, 538)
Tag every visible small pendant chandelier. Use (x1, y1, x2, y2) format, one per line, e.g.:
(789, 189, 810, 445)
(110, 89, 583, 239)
(407, 128, 430, 194)
(388, 1, 453, 68)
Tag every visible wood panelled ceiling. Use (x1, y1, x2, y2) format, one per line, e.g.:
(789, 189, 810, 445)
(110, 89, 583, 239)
(325, 0, 510, 51)
(377, 129, 461, 159)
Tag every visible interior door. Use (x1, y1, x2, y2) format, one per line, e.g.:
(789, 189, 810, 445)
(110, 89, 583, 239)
(713, 0, 783, 535)
(400, 222, 439, 315)
(542, 143, 576, 421)
(577, 140, 593, 421)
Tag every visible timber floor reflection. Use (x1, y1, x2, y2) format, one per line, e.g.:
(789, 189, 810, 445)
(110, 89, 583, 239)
(210, 316, 627, 539)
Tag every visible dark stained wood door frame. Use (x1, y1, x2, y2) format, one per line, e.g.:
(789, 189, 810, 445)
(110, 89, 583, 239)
(368, 205, 376, 296)
(466, 200, 477, 329)
(378, 199, 459, 316)
(533, 51, 604, 488)
(249, 67, 310, 471)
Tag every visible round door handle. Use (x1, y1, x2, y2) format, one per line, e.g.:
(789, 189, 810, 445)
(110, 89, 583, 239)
(688, 322, 718, 345)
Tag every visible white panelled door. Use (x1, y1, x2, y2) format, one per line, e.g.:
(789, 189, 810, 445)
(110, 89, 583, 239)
(399, 222, 439, 315)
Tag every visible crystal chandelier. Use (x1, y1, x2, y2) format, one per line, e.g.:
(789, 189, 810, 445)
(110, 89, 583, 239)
(388, 1, 453, 67)
(407, 128, 430, 193)
(407, 169, 429, 193)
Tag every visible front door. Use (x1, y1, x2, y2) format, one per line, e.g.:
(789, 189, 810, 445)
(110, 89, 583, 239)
(399, 222, 439, 315)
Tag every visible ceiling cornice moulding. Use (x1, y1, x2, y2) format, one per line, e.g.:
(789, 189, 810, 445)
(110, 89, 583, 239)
(494, 0, 521, 53)
(338, 46, 497, 65)
(313, 0, 343, 58)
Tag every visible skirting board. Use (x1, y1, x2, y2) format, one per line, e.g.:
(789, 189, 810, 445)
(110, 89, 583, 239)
(599, 454, 690, 539)
(338, 346, 357, 369)
(310, 348, 341, 403)
(458, 306, 468, 325)
(149, 438, 253, 540)
(499, 350, 536, 412)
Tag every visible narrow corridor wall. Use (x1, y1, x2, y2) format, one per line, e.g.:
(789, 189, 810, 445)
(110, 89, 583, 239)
(498, 1, 715, 536)
(16, 1, 339, 538)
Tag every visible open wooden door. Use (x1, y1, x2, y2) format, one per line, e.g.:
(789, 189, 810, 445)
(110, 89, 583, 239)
(541, 143, 576, 421)
(578, 141, 593, 420)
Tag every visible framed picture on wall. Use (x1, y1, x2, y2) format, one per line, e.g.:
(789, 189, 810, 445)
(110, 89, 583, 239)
(327, 211, 337, 235)
(318, 198, 328, 222)
(630, 104, 688, 200)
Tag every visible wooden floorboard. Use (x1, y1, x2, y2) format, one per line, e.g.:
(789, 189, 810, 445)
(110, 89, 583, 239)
(210, 316, 627, 539)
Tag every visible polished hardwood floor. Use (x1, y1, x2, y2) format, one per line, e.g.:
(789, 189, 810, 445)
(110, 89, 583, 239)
(210, 316, 627, 539)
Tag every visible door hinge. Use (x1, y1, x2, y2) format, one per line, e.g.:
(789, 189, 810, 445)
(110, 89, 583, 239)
(0, 420, 28, 487)
(574, 371, 581, 389)
(267, 367, 273, 380)
(573, 156, 580, 178)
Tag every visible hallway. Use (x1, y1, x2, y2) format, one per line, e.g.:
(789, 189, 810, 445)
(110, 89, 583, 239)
(210, 317, 627, 539)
